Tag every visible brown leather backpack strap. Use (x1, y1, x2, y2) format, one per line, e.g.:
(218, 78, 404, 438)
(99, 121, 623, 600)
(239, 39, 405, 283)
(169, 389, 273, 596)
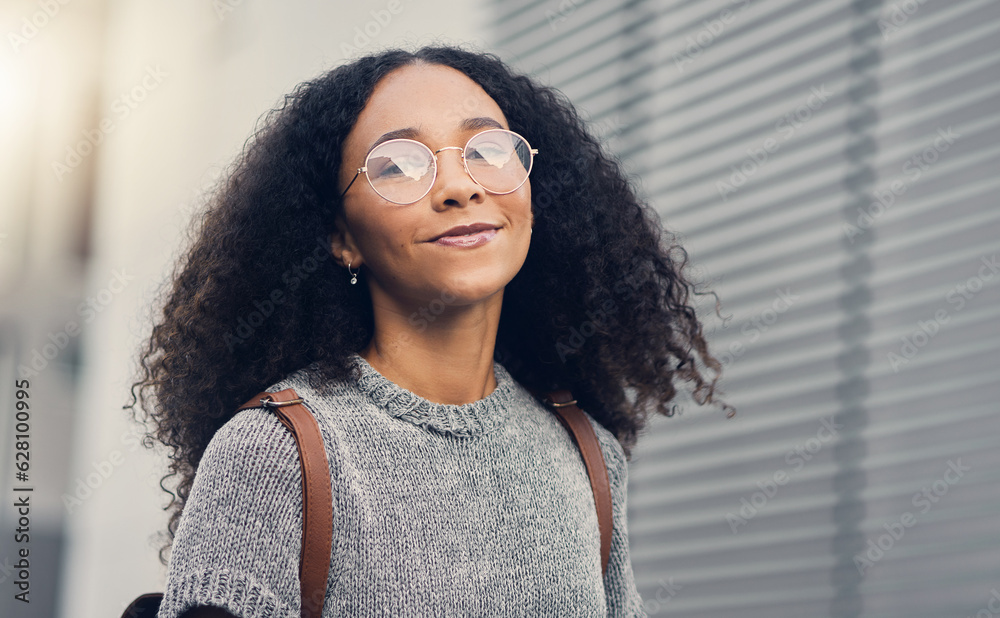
(239, 389, 332, 618)
(542, 389, 613, 578)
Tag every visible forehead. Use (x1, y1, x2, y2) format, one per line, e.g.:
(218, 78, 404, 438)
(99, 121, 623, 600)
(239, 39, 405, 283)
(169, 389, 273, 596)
(345, 63, 509, 151)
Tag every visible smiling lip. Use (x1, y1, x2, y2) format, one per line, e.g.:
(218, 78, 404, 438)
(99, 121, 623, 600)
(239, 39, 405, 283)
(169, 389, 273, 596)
(428, 222, 500, 242)
(431, 228, 498, 248)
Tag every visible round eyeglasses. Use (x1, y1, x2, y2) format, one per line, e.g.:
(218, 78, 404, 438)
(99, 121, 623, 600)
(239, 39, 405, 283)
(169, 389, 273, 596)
(339, 128, 538, 205)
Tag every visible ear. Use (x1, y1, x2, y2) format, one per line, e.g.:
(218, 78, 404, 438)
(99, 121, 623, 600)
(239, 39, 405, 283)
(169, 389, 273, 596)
(329, 213, 362, 269)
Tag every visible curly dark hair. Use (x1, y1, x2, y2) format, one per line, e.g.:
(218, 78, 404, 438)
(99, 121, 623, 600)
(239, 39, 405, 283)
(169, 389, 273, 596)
(124, 44, 733, 564)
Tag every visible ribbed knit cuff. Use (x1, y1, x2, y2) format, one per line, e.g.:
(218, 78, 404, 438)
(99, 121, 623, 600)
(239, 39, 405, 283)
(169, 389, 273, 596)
(156, 568, 296, 618)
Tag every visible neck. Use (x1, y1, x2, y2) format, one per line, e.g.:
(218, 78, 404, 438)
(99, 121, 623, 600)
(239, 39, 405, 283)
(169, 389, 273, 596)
(359, 290, 503, 406)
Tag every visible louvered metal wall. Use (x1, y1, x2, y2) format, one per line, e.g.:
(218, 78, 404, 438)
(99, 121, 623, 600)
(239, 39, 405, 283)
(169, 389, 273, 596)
(489, 1, 1000, 616)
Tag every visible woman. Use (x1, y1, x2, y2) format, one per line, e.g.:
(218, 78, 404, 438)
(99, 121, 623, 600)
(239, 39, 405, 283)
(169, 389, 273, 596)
(127, 45, 730, 617)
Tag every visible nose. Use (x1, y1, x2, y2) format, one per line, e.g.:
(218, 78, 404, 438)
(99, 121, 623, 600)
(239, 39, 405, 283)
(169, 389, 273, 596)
(430, 147, 484, 208)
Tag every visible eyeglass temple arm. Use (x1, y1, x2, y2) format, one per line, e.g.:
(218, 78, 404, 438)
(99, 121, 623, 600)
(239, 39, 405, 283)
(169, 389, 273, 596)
(339, 167, 365, 199)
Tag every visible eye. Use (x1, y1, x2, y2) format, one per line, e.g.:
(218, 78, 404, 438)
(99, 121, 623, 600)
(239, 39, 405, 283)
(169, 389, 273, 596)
(368, 151, 431, 181)
(368, 158, 404, 179)
(467, 141, 514, 168)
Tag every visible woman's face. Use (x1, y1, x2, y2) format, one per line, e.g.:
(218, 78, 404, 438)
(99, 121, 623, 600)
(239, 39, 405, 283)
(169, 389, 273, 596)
(334, 62, 533, 308)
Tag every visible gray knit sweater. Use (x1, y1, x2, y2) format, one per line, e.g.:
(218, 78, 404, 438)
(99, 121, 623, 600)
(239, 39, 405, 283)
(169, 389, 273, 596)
(156, 353, 647, 617)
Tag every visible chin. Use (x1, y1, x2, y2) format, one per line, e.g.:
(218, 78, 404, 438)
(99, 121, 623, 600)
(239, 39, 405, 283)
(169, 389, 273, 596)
(432, 272, 510, 303)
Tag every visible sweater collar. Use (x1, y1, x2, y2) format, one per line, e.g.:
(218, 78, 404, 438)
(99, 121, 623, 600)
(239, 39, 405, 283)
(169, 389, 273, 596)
(350, 353, 514, 437)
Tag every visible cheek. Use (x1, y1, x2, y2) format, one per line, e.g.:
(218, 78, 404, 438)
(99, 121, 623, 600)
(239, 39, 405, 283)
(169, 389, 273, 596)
(511, 182, 533, 221)
(501, 189, 534, 250)
(356, 209, 426, 269)
(345, 203, 395, 254)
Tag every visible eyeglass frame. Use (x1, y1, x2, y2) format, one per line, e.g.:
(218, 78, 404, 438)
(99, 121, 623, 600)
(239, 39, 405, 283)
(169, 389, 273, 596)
(338, 128, 539, 205)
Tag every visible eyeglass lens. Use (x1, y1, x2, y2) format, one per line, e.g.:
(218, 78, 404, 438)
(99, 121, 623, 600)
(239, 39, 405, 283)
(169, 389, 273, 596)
(365, 129, 533, 204)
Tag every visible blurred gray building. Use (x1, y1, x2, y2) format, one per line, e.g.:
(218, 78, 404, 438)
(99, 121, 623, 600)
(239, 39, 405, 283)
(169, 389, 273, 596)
(490, 1, 1000, 616)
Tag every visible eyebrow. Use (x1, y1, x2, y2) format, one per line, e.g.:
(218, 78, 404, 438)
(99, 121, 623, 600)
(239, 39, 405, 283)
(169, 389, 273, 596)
(367, 128, 421, 154)
(461, 116, 505, 132)
(366, 117, 506, 154)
